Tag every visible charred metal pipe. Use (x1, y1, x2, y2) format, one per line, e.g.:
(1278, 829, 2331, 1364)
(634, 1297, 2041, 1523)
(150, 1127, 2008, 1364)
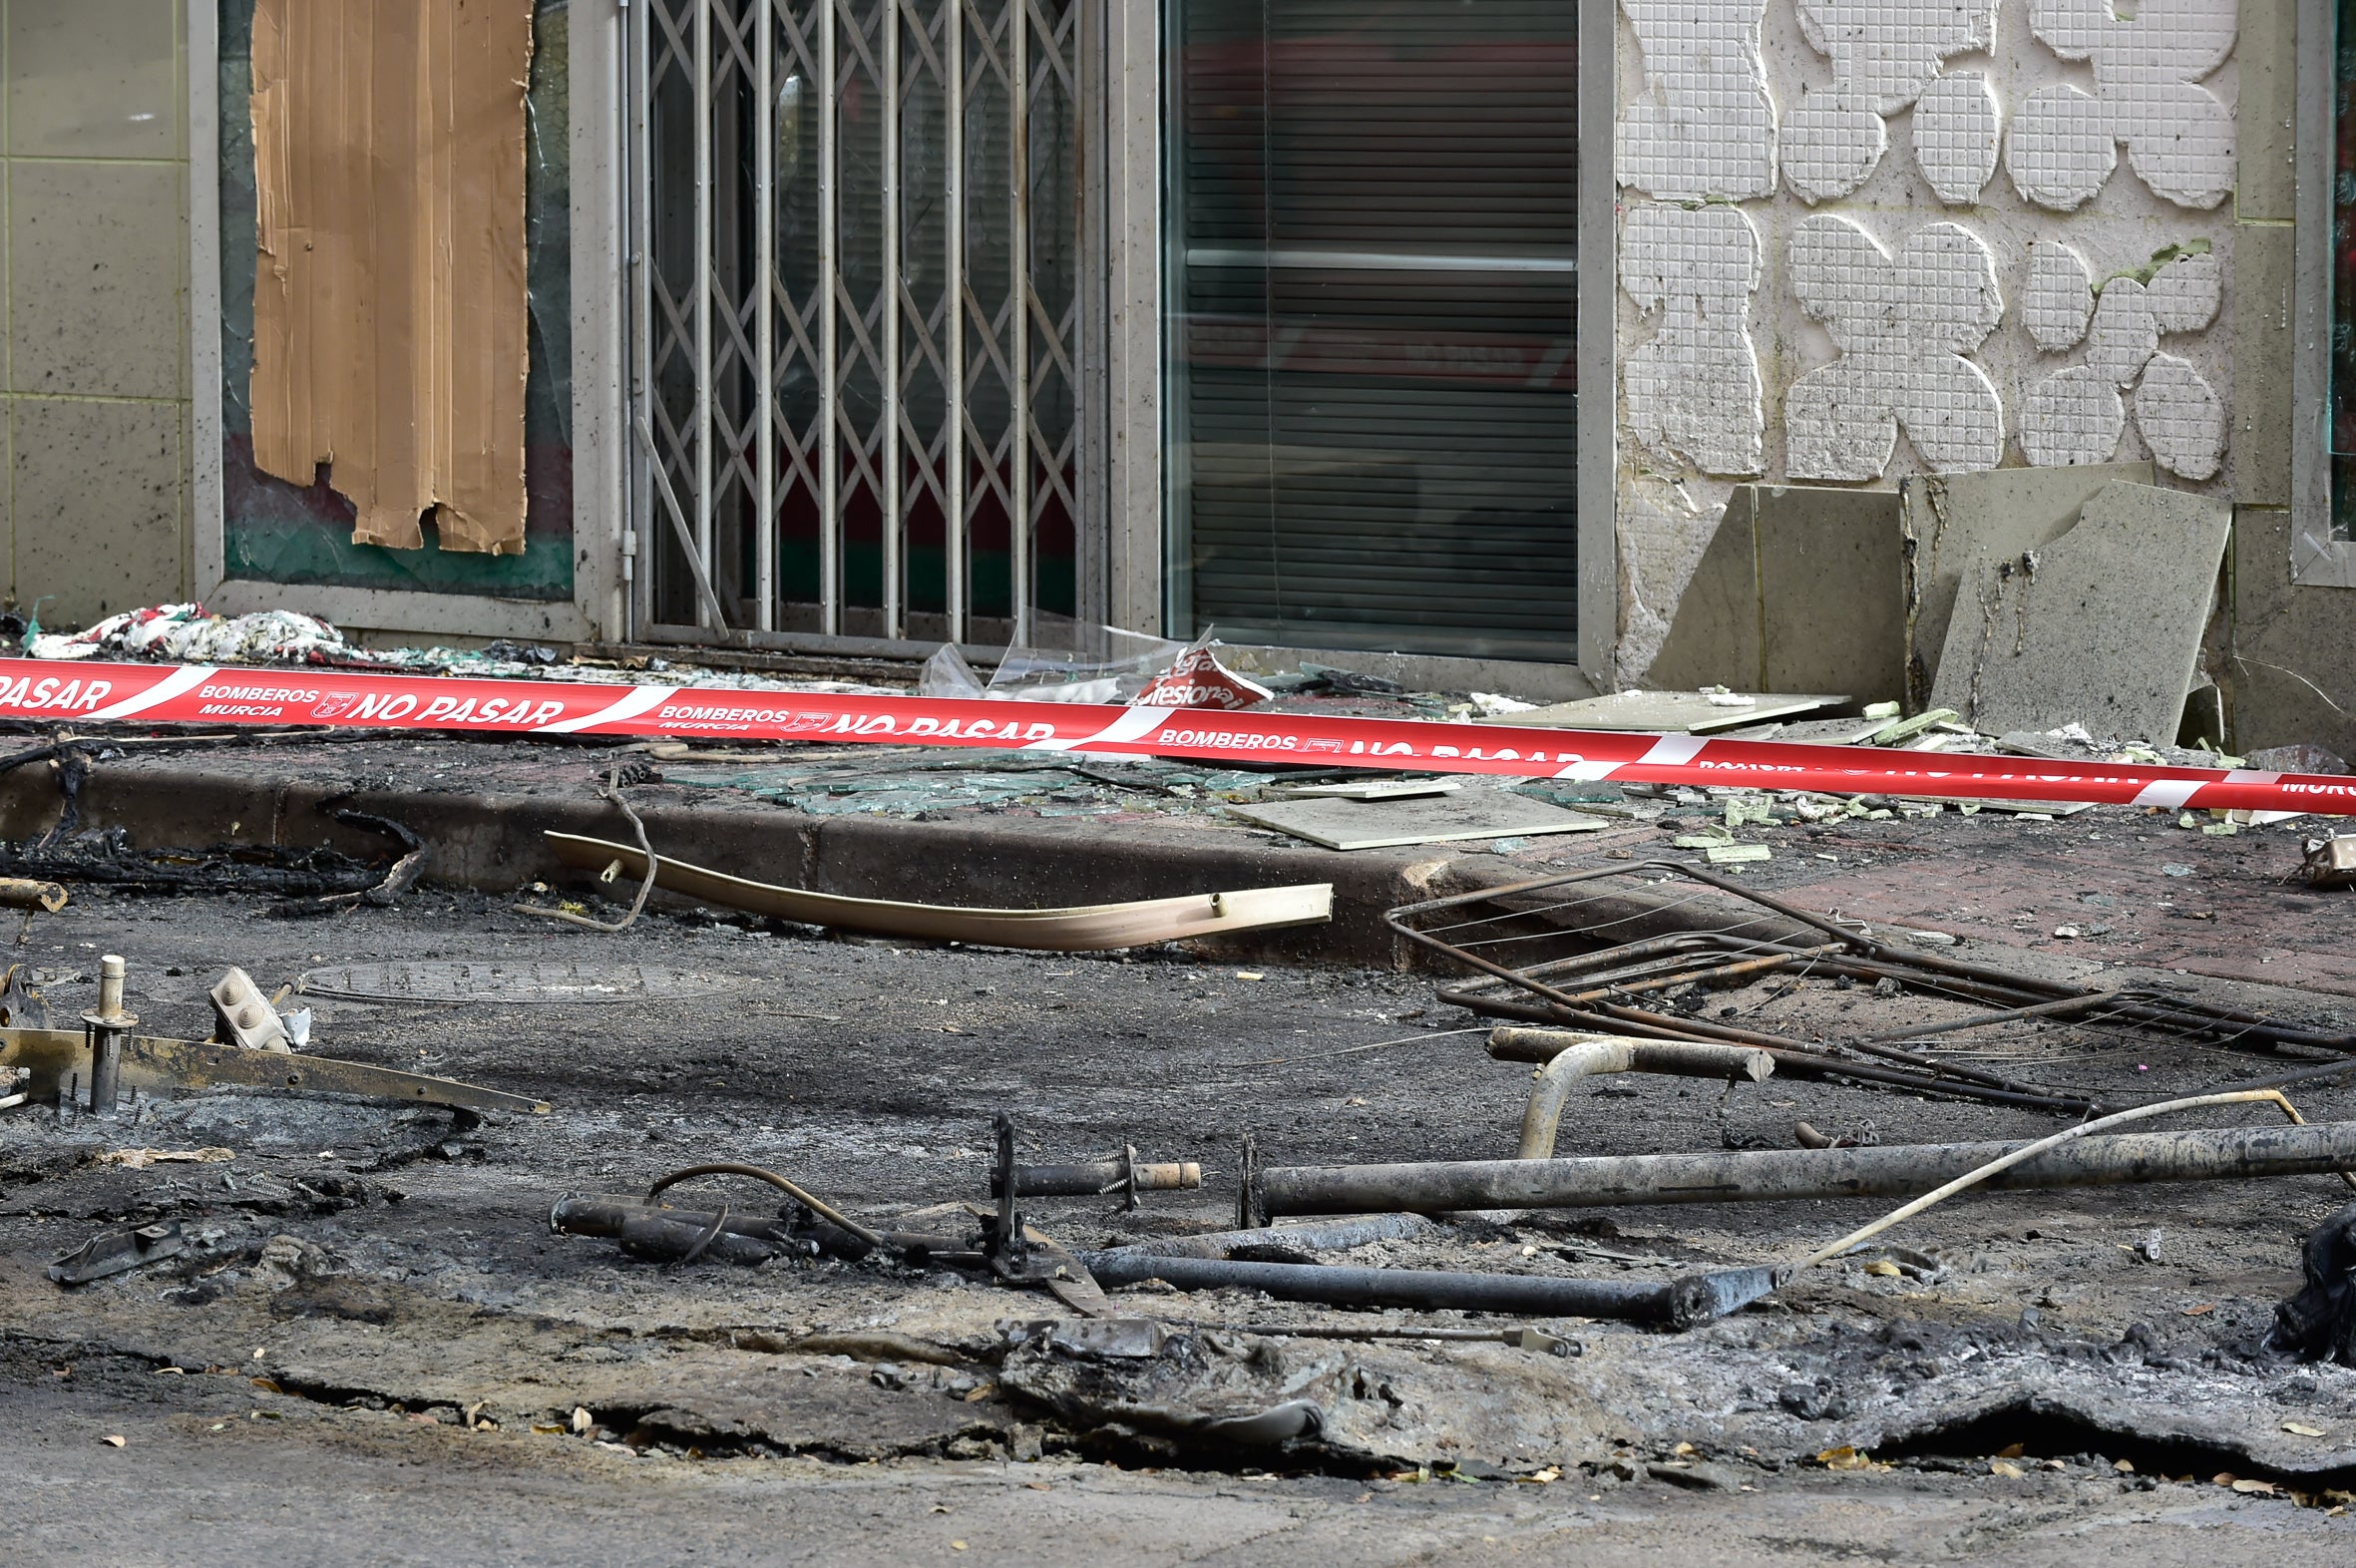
(1074, 1251, 1780, 1329)
(550, 1194, 965, 1265)
(1085, 1212, 1441, 1264)
(551, 1194, 809, 1264)
(1247, 1121, 2356, 1222)
(1014, 1158, 1202, 1198)
(1487, 1029, 1774, 1160)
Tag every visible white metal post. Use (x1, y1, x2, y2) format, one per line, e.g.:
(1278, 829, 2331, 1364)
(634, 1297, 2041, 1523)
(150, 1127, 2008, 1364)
(755, 0, 778, 629)
(883, 0, 905, 635)
(694, 0, 717, 626)
(947, 0, 968, 642)
(820, 0, 842, 632)
(1010, 0, 1030, 643)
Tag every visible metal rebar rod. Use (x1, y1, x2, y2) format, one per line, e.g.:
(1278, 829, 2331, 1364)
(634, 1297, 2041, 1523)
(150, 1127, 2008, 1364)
(1453, 989, 2108, 1114)
(754, 0, 777, 630)
(1074, 1252, 1780, 1329)
(1250, 1121, 2356, 1221)
(819, 0, 841, 632)
(693, 0, 716, 628)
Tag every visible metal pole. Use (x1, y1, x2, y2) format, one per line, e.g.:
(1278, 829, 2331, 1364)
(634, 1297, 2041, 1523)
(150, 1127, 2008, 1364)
(883, 0, 904, 637)
(820, 0, 842, 632)
(1248, 1122, 2356, 1223)
(84, 955, 137, 1116)
(755, 0, 777, 630)
(694, 0, 717, 627)
(946, 0, 967, 642)
(627, 0, 653, 634)
(1009, 0, 1029, 642)
(1007, 1158, 1201, 1196)
(1073, 1254, 1780, 1330)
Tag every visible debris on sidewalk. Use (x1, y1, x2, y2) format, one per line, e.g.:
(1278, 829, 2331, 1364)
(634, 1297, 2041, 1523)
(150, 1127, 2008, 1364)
(47, 1220, 186, 1286)
(544, 831, 1334, 950)
(1389, 861, 2356, 1117)
(208, 967, 294, 1052)
(1478, 689, 1847, 733)
(2305, 830, 2356, 889)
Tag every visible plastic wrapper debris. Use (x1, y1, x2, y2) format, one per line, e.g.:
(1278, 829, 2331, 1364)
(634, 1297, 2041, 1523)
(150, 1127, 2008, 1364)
(919, 618, 1269, 711)
(32, 604, 349, 663)
(982, 613, 1185, 704)
(22, 600, 898, 697)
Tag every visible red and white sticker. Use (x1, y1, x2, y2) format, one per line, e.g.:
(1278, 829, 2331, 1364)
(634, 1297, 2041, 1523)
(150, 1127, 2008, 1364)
(1132, 637, 1274, 711)
(3, 657, 2350, 816)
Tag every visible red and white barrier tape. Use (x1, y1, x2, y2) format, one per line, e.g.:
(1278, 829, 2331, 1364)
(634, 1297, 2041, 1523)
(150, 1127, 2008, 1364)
(2, 657, 2348, 815)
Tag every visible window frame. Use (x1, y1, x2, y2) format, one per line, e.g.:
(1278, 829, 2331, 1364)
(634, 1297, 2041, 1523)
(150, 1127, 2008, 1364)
(2295, 0, 2356, 587)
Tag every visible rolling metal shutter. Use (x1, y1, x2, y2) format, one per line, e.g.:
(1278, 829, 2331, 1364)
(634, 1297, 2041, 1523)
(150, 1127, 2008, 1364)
(1169, 0, 1578, 662)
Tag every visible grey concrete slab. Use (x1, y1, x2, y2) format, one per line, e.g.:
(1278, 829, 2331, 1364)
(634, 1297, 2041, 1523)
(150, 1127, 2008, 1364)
(1226, 788, 1609, 851)
(1491, 689, 1846, 733)
(2238, 0, 2297, 222)
(1898, 462, 2155, 709)
(1642, 490, 1764, 691)
(1648, 484, 1905, 704)
(2231, 220, 2294, 509)
(1754, 485, 1906, 705)
(1927, 481, 2231, 742)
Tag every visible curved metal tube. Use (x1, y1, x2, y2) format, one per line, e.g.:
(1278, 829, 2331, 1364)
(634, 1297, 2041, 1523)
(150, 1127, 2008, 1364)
(1488, 1028, 1774, 1159)
(644, 1161, 886, 1249)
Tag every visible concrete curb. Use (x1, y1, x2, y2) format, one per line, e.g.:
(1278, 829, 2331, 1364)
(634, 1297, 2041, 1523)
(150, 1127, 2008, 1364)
(0, 753, 1574, 967)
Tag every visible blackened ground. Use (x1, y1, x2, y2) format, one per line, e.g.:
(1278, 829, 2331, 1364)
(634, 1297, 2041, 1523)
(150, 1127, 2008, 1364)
(1, 883, 2354, 1564)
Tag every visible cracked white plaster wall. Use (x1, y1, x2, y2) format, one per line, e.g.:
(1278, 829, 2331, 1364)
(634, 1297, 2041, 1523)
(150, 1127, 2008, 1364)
(1913, 70, 2002, 203)
(2019, 248, 2225, 478)
(2008, 0, 2238, 210)
(1621, 203, 1767, 477)
(1616, 476, 1728, 685)
(1607, 0, 2240, 684)
(1784, 215, 2006, 480)
(1784, 0, 1997, 201)
(1617, 0, 1778, 200)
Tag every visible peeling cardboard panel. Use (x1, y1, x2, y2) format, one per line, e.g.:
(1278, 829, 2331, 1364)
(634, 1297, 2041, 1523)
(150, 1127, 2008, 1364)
(249, 0, 535, 556)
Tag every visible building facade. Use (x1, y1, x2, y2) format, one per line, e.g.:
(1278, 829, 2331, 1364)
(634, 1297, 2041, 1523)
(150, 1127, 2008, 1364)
(5, 0, 2350, 755)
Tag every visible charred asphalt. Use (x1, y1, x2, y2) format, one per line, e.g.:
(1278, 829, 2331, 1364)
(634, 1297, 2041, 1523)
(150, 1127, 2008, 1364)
(2, 875, 2355, 1564)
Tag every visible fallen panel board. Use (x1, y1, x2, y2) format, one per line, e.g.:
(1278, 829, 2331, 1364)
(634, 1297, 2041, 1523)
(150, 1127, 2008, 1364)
(546, 833, 1332, 949)
(1650, 484, 1906, 706)
(1267, 779, 1462, 802)
(1483, 691, 1847, 733)
(1927, 481, 2231, 742)
(1228, 791, 1610, 851)
(300, 961, 737, 1004)
(1899, 461, 2154, 710)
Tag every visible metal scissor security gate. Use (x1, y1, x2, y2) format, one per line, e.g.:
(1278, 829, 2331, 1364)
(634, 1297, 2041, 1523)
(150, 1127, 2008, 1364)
(630, 0, 1086, 646)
